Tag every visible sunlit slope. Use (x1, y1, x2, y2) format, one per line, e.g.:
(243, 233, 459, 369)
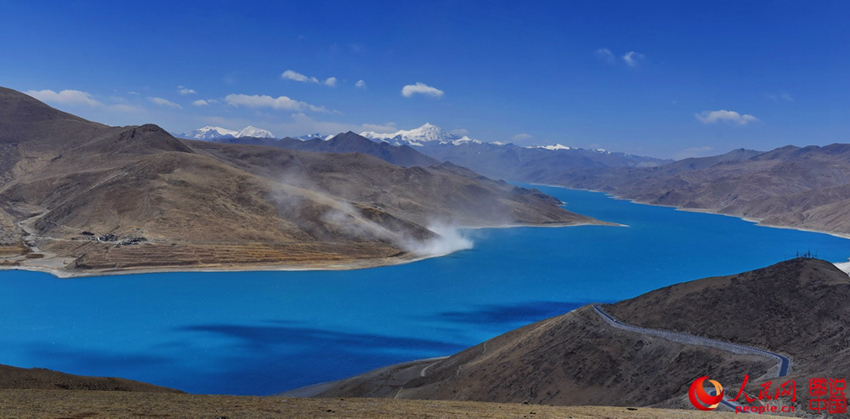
(0, 86, 600, 275)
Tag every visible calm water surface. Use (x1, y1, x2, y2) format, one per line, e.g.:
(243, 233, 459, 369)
(1, 186, 848, 395)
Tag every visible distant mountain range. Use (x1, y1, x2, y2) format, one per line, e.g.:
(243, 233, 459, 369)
(216, 131, 440, 168)
(357, 123, 670, 181)
(176, 125, 275, 140)
(178, 121, 850, 237)
(361, 123, 481, 146)
(553, 145, 850, 234)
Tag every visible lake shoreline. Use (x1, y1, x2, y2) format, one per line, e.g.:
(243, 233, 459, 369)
(0, 221, 606, 279)
(529, 183, 850, 241)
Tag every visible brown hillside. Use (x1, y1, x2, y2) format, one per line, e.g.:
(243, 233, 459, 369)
(315, 258, 849, 411)
(0, 87, 601, 275)
(606, 257, 850, 381)
(313, 305, 773, 408)
(0, 364, 180, 393)
(555, 145, 850, 234)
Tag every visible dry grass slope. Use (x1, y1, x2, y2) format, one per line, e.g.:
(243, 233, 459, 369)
(0, 86, 602, 275)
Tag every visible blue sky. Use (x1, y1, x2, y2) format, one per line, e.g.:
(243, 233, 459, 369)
(1, 0, 848, 159)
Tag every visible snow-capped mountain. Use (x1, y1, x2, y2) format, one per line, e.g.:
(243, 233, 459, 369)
(291, 133, 330, 141)
(361, 123, 481, 147)
(235, 126, 274, 139)
(180, 126, 238, 140)
(178, 125, 274, 140)
(526, 144, 573, 151)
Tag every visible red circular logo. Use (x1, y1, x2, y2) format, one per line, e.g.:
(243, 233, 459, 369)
(689, 376, 724, 410)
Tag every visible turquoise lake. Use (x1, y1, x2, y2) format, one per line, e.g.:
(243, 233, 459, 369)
(1, 186, 849, 395)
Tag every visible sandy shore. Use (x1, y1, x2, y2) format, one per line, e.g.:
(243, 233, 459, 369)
(0, 221, 604, 279)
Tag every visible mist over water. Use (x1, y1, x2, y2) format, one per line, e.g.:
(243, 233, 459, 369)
(403, 224, 474, 257)
(1, 186, 849, 395)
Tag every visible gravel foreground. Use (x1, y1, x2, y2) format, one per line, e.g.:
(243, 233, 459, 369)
(0, 389, 782, 419)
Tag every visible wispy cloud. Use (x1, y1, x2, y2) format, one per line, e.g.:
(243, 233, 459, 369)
(767, 92, 794, 102)
(595, 48, 615, 63)
(26, 89, 102, 107)
(281, 69, 339, 88)
(596, 48, 647, 68)
(281, 69, 319, 83)
(178, 86, 197, 95)
(360, 122, 397, 133)
(224, 93, 328, 112)
(148, 97, 182, 109)
(512, 133, 533, 141)
(355, 80, 366, 89)
(622, 51, 646, 67)
(401, 82, 444, 98)
(695, 110, 758, 125)
(193, 99, 210, 106)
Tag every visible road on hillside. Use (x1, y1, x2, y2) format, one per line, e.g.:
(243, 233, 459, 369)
(592, 304, 791, 411)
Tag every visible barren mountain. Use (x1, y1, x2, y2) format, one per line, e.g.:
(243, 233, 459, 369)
(218, 131, 441, 168)
(313, 258, 848, 411)
(606, 257, 850, 408)
(0, 364, 181, 393)
(415, 142, 670, 182)
(555, 145, 850, 235)
(0, 87, 599, 276)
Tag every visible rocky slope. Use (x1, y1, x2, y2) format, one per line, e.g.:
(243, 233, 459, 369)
(0, 87, 600, 275)
(556, 145, 850, 235)
(0, 364, 181, 393)
(313, 258, 849, 411)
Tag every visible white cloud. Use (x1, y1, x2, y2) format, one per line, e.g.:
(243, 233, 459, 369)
(512, 133, 533, 141)
(695, 110, 758, 125)
(26, 89, 102, 107)
(622, 51, 646, 67)
(178, 86, 197, 95)
(281, 69, 319, 84)
(193, 99, 209, 106)
(324, 77, 337, 87)
(148, 97, 182, 109)
(355, 80, 366, 89)
(401, 82, 444, 98)
(224, 93, 328, 113)
(595, 48, 615, 63)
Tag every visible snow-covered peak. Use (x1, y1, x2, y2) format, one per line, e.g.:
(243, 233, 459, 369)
(360, 123, 480, 147)
(181, 126, 238, 140)
(289, 133, 327, 141)
(236, 126, 274, 139)
(526, 143, 573, 151)
(178, 125, 275, 140)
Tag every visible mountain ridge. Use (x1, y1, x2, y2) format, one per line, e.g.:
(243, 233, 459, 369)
(553, 143, 850, 235)
(0, 86, 601, 276)
(176, 125, 275, 140)
(310, 258, 848, 412)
